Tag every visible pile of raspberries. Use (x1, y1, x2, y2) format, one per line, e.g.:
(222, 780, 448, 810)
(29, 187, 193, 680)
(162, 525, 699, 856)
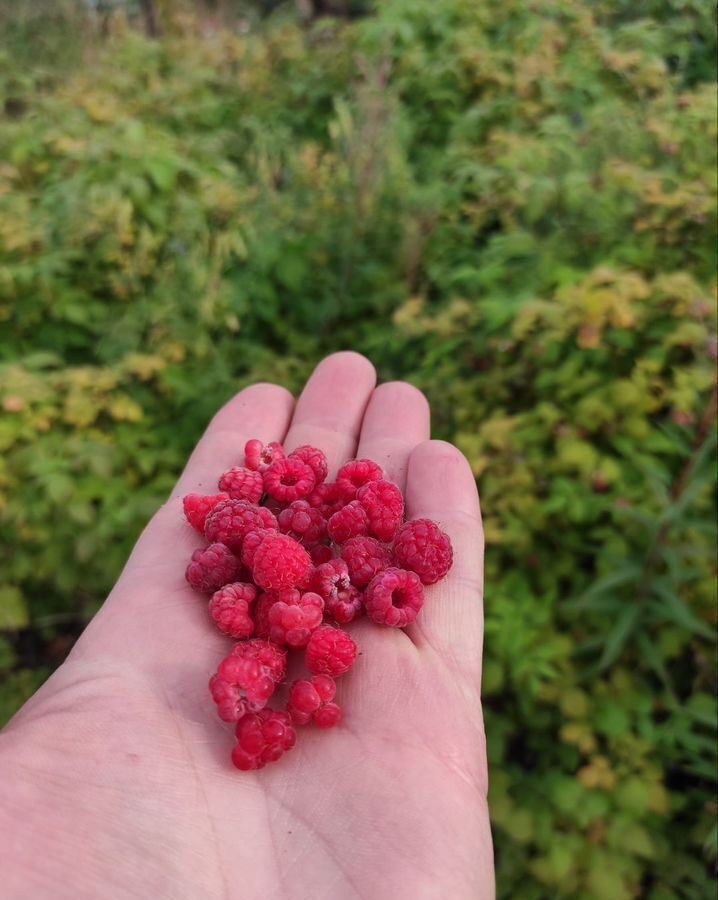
(183, 439, 453, 771)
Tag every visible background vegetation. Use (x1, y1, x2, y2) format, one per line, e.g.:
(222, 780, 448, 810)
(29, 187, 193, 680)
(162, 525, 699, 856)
(0, 1, 716, 896)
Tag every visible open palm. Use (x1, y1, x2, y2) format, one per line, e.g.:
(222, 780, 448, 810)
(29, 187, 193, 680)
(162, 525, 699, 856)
(0, 353, 494, 900)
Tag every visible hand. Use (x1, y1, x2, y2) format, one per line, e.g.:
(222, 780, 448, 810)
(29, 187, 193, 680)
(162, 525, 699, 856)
(0, 352, 493, 900)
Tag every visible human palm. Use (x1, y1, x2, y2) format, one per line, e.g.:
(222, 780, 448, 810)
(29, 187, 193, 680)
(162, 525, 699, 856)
(0, 353, 494, 899)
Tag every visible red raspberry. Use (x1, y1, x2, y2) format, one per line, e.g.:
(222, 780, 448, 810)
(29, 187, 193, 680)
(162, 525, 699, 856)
(287, 674, 341, 728)
(306, 625, 357, 677)
(244, 439, 285, 472)
(357, 480, 404, 542)
(252, 533, 312, 590)
(341, 535, 391, 588)
(307, 482, 344, 519)
(364, 567, 424, 627)
(205, 499, 277, 554)
(336, 458, 384, 502)
(209, 639, 286, 722)
(209, 582, 257, 639)
(289, 445, 328, 485)
(218, 466, 264, 504)
(232, 709, 296, 770)
(183, 492, 230, 534)
(391, 519, 453, 585)
(310, 543, 334, 565)
(263, 457, 316, 503)
(311, 558, 363, 624)
(327, 501, 369, 544)
(277, 500, 327, 545)
(186, 543, 242, 593)
(268, 590, 324, 647)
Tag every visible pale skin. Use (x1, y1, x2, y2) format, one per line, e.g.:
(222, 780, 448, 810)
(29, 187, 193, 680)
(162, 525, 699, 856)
(0, 352, 495, 900)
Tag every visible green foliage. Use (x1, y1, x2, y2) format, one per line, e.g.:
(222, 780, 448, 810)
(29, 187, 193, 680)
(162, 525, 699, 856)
(1, 1, 716, 896)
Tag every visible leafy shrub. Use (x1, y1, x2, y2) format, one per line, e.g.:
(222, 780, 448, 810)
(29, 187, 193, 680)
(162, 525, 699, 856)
(0, 1, 716, 896)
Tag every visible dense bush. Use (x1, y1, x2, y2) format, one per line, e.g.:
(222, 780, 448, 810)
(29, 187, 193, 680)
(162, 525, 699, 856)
(0, 1, 716, 896)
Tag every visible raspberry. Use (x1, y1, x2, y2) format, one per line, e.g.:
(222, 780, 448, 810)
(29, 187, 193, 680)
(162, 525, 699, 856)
(241, 528, 274, 568)
(341, 536, 391, 588)
(253, 591, 279, 639)
(289, 445, 328, 486)
(306, 625, 357, 677)
(364, 567, 424, 627)
(232, 710, 296, 770)
(336, 459, 384, 502)
(357, 480, 404, 542)
(244, 439, 285, 472)
(327, 501, 369, 544)
(307, 482, 344, 519)
(186, 543, 242, 593)
(310, 543, 334, 565)
(209, 582, 257, 639)
(268, 590, 324, 647)
(218, 466, 264, 504)
(205, 499, 277, 554)
(252, 533, 312, 591)
(209, 639, 286, 722)
(183, 492, 230, 534)
(391, 519, 453, 585)
(277, 500, 327, 545)
(263, 457, 316, 503)
(311, 558, 363, 624)
(287, 674, 341, 728)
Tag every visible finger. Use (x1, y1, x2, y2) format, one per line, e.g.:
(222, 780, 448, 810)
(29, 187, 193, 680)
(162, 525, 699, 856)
(73, 383, 294, 668)
(355, 381, 430, 491)
(282, 351, 377, 476)
(403, 441, 485, 679)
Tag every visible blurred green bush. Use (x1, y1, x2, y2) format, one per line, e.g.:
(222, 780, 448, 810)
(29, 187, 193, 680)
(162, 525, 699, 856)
(0, 1, 716, 896)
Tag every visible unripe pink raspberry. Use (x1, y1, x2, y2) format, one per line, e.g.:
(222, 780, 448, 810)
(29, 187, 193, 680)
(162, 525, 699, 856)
(364, 567, 424, 627)
(357, 480, 404, 542)
(341, 536, 391, 588)
(218, 466, 264, 503)
(252, 533, 312, 591)
(244, 439, 285, 471)
(205, 499, 277, 554)
(288, 445, 328, 485)
(263, 457, 316, 503)
(209, 582, 257, 639)
(278, 500, 327, 545)
(183, 492, 230, 534)
(327, 501, 369, 544)
(336, 458, 384, 502)
(391, 519, 453, 585)
(232, 709, 296, 770)
(186, 543, 242, 594)
(287, 674, 341, 727)
(306, 625, 357, 677)
(268, 590, 324, 648)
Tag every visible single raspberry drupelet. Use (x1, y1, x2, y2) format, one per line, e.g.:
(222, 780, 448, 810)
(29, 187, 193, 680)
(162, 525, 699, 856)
(289, 445, 328, 486)
(311, 558, 363, 624)
(287, 674, 341, 728)
(209, 582, 257, 639)
(278, 500, 326, 545)
(357, 480, 404, 542)
(218, 466, 264, 504)
(252, 533, 312, 591)
(183, 492, 230, 534)
(336, 458, 384, 502)
(364, 567, 424, 627)
(263, 457, 316, 503)
(244, 439, 285, 472)
(205, 499, 277, 554)
(391, 519, 453, 585)
(268, 590, 324, 648)
(232, 710, 296, 770)
(327, 501, 369, 544)
(186, 543, 242, 594)
(341, 536, 391, 588)
(306, 625, 357, 677)
(209, 639, 287, 722)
